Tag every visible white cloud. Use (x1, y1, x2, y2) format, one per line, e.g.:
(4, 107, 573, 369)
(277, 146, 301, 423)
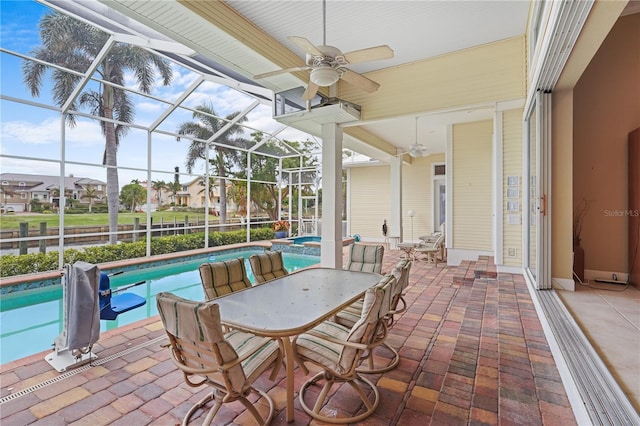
(1, 117, 103, 147)
(0, 156, 60, 176)
(136, 101, 164, 113)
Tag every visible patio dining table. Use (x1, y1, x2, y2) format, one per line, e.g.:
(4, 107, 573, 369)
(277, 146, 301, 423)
(214, 267, 382, 422)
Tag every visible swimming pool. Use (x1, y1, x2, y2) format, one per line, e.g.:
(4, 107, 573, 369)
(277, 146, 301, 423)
(0, 249, 319, 364)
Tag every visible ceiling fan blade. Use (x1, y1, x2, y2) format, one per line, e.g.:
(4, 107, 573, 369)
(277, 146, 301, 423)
(254, 66, 310, 79)
(302, 82, 320, 101)
(288, 36, 324, 57)
(340, 69, 380, 93)
(343, 45, 394, 64)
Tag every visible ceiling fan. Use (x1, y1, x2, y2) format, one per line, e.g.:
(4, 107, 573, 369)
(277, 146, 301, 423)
(398, 117, 429, 158)
(253, 0, 394, 101)
(407, 143, 429, 158)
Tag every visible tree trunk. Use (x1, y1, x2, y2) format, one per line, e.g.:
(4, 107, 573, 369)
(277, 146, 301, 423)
(103, 104, 119, 244)
(217, 150, 227, 231)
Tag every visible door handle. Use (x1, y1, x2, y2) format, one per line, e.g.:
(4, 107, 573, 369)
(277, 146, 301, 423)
(540, 194, 547, 216)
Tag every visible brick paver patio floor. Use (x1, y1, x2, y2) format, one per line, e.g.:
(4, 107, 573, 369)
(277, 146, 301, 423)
(0, 247, 577, 425)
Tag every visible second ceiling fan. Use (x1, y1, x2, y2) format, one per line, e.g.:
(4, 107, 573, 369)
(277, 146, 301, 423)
(254, 0, 394, 100)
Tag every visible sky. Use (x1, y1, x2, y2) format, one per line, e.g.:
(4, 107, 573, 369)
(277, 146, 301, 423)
(0, 0, 316, 188)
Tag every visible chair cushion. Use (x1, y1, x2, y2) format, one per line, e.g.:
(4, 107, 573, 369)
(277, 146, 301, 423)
(295, 321, 350, 374)
(333, 301, 363, 328)
(225, 329, 281, 384)
(249, 251, 288, 284)
(341, 279, 393, 370)
(199, 258, 252, 300)
(345, 244, 384, 273)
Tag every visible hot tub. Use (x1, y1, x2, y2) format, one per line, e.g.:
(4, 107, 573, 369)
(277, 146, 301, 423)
(271, 235, 355, 256)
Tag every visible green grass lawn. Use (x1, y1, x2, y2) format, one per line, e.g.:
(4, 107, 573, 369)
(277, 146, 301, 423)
(0, 211, 220, 230)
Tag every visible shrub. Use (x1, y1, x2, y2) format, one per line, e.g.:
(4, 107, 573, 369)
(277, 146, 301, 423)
(0, 227, 275, 277)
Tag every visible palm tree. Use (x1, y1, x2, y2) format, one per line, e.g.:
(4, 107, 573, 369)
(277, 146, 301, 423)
(177, 102, 246, 230)
(82, 187, 98, 213)
(49, 186, 71, 209)
(151, 180, 166, 207)
(166, 181, 182, 206)
(23, 12, 172, 244)
(198, 177, 219, 214)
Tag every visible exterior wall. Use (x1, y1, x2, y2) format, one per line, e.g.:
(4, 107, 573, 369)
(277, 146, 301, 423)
(452, 120, 493, 251)
(348, 154, 445, 241)
(573, 12, 640, 276)
(402, 154, 444, 241)
(502, 109, 524, 267)
(348, 165, 391, 240)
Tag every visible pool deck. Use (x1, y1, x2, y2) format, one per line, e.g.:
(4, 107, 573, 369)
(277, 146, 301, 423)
(0, 247, 577, 425)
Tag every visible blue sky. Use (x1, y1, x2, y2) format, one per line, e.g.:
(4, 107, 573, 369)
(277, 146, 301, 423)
(0, 0, 313, 187)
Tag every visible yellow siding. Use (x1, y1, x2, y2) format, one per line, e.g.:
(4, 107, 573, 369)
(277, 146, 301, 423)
(453, 120, 493, 250)
(349, 166, 391, 238)
(502, 109, 524, 267)
(349, 153, 445, 240)
(402, 154, 444, 240)
(341, 37, 526, 121)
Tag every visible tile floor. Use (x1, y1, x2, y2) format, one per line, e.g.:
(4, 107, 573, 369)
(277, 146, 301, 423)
(557, 280, 640, 412)
(1, 249, 579, 425)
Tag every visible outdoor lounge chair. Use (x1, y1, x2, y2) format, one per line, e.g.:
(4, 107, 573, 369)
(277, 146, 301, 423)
(249, 250, 289, 284)
(415, 233, 445, 266)
(292, 275, 394, 423)
(156, 292, 282, 426)
(344, 243, 384, 274)
(198, 258, 252, 300)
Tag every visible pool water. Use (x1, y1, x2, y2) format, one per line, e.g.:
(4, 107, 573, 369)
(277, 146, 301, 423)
(288, 235, 321, 244)
(0, 250, 319, 364)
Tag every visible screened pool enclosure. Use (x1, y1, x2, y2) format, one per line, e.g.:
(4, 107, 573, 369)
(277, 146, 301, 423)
(0, 1, 344, 274)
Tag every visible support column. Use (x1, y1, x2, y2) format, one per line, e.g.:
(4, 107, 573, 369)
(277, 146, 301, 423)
(390, 155, 403, 244)
(320, 123, 343, 268)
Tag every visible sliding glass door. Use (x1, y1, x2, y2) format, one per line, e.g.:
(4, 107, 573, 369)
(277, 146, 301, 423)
(525, 92, 551, 290)
(526, 100, 538, 283)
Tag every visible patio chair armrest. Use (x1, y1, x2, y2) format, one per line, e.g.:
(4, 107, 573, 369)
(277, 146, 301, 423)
(303, 329, 369, 351)
(170, 348, 221, 377)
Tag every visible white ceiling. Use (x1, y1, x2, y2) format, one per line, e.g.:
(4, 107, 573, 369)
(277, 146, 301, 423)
(96, 0, 531, 159)
(227, 1, 530, 75)
(224, 1, 531, 157)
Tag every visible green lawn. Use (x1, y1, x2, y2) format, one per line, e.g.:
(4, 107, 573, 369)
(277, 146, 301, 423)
(0, 211, 220, 230)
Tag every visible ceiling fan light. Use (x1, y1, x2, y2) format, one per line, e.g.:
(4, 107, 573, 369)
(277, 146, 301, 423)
(310, 67, 340, 86)
(408, 143, 427, 158)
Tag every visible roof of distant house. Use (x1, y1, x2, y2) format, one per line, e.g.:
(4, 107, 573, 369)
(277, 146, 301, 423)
(0, 173, 106, 192)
